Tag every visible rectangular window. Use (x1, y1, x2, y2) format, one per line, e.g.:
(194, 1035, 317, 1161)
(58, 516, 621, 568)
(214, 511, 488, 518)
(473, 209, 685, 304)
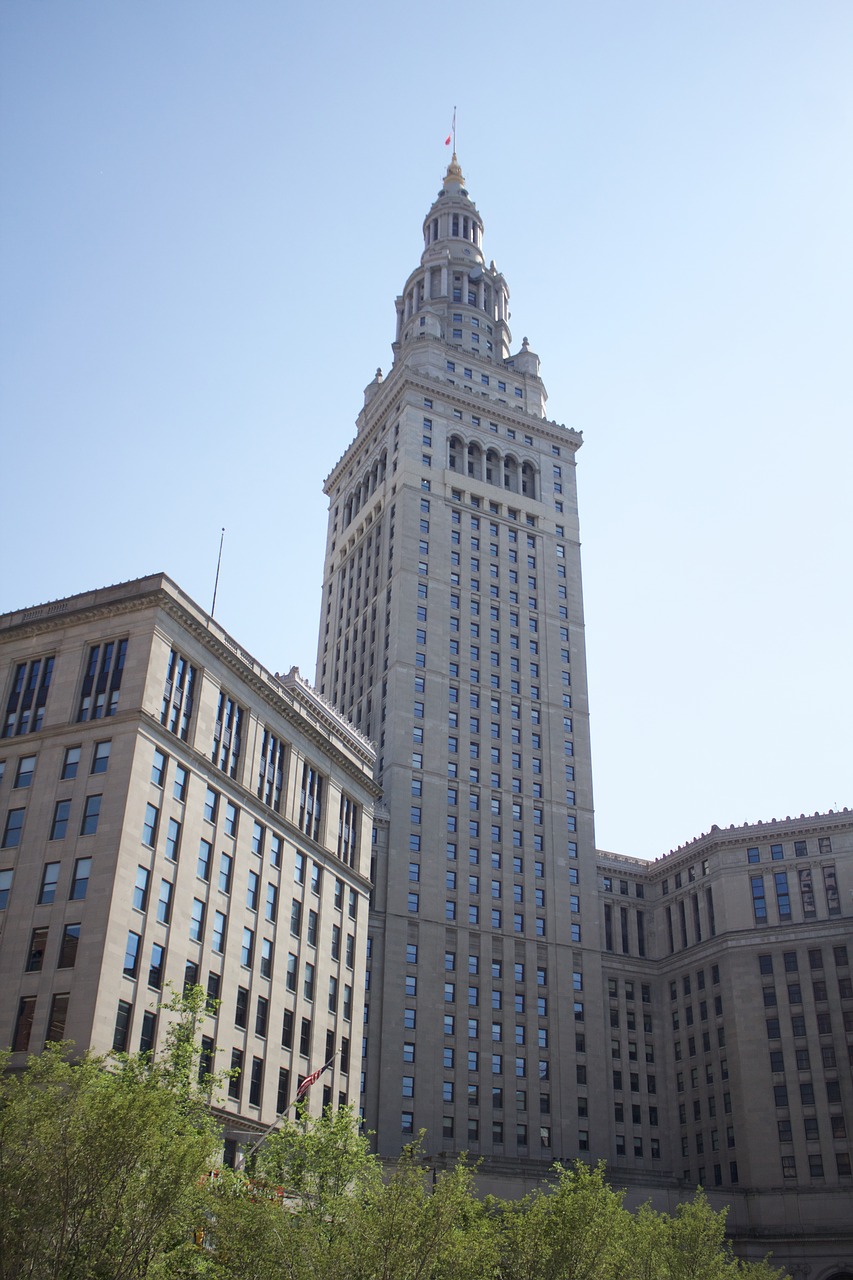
(299, 764, 325, 841)
(38, 862, 59, 905)
(258, 729, 285, 810)
(142, 802, 159, 848)
(189, 899, 205, 942)
(112, 1000, 132, 1053)
(148, 942, 165, 989)
(123, 930, 141, 978)
(26, 926, 49, 972)
(161, 649, 196, 740)
(80, 795, 101, 837)
(197, 839, 212, 881)
(45, 993, 70, 1046)
(165, 818, 181, 862)
(2, 808, 25, 848)
(212, 692, 245, 779)
(156, 878, 173, 924)
(50, 799, 72, 840)
(61, 746, 81, 780)
(4, 655, 55, 737)
(78, 640, 127, 721)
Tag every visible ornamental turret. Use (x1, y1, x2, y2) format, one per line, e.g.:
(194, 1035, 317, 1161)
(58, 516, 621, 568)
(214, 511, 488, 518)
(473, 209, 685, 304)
(393, 154, 512, 363)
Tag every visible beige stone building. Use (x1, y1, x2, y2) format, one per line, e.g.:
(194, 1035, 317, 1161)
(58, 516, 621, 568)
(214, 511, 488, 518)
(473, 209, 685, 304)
(0, 574, 378, 1155)
(1, 157, 850, 1277)
(598, 811, 853, 1273)
(314, 156, 852, 1275)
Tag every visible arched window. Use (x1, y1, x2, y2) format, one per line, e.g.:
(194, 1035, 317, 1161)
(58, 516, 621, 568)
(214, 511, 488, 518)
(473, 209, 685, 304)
(503, 456, 519, 494)
(486, 450, 500, 485)
(467, 443, 483, 481)
(449, 436, 463, 472)
(521, 462, 536, 499)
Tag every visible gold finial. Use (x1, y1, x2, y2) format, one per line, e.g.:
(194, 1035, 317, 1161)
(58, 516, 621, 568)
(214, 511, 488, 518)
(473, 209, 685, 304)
(443, 152, 465, 190)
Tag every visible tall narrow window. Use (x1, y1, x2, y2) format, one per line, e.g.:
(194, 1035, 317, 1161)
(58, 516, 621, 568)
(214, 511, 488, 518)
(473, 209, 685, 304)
(45, 993, 70, 1046)
(161, 649, 196, 740)
(258, 729, 286, 811)
(78, 639, 127, 721)
(299, 764, 325, 841)
(211, 692, 245, 778)
(337, 794, 360, 868)
(70, 857, 91, 901)
(3, 655, 55, 737)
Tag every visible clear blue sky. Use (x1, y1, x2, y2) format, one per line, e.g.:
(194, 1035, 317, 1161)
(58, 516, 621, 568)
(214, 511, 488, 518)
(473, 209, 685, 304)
(2, 2, 851, 859)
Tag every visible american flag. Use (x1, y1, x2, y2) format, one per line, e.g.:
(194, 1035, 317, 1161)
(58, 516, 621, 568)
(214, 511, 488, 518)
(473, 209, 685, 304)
(295, 1055, 335, 1101)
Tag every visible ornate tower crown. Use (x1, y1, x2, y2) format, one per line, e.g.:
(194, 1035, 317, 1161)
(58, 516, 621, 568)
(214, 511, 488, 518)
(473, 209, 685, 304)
(393, 154, 512, 364)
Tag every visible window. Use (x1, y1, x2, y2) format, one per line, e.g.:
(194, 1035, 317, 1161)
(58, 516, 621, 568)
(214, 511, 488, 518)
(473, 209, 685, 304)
(223, 801, 238, 839)
(2, 808, 25, 848)
(14, 755, 37, 788)
(38, 862, 59, 905)
(45, 993, 70, 1046)
(157, 879, 173, 924)
(133, 865, 150, 912)
(299, 763, 325, 841)
(148, 942, 165, 989)
(197, 839, 212, 881)
(78, 640, 127, 721)
(26, 926, 49, 972)
(258, 729, 286, 810)
(77, 794, 103, 838)
(212, 692, 245, 778)
(61, 746, 81, 780)
(173, 764, 188, 801)
(165, 818, 181, 862)
(219, 853, 234, 895)
(142, 803, 159, 848)
(161, 649, 196, 740)
(50, 799, 71, 840)
(203, 787, 218, 824)
(123, 930, 141, 978)
(150, 748, 167, 784)
(112, 1000, 132, 1053)
(5, 655, 56, 737)
(189, 899, 205, 942)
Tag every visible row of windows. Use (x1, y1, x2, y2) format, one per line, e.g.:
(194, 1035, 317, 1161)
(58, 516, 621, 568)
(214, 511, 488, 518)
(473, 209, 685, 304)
(111, 997, 350, 1113)
(747, 837, 833, 861)
(3, 641, 129, 743)
(1, 795, 101, 851)
(751, 865, 841, 922)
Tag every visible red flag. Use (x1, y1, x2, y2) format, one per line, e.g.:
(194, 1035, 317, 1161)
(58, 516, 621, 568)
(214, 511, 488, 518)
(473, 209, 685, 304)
(444, 134, 452, 146)
(295, 1056, 335, 1101)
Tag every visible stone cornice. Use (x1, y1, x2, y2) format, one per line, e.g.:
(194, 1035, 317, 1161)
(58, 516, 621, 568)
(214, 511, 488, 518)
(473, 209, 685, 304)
(324, 360, 581, 494)
(597, 808, 852, 879)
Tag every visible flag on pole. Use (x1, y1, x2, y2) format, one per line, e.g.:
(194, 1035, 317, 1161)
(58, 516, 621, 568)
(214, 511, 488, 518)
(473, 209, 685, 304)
(295, 1055, 335, 1101)
(445, 107, 456, 147)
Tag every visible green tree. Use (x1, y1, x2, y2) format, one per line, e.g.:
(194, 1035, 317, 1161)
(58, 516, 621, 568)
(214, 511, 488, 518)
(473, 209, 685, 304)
(494, 1161, 629, 1280)
(0, 991, 220, 1280)
(624, 1193, 789, 1280)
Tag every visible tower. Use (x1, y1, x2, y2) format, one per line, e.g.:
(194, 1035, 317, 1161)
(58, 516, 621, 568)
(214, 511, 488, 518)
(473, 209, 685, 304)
(317, 156, 606, 1164)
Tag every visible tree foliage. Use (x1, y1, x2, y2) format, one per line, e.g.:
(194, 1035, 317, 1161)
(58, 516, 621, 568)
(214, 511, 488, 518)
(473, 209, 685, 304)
(0, 1023, 789, 1280)
(0, 989, 219, 1280)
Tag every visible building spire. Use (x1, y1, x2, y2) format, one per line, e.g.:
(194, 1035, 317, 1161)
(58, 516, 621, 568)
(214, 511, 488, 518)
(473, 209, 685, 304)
(443, 151, 465, 192)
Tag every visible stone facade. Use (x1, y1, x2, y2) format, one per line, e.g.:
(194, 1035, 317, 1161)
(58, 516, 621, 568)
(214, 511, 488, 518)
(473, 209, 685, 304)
(0, 573, 378, 1151)
(314, 157, 853, 1274)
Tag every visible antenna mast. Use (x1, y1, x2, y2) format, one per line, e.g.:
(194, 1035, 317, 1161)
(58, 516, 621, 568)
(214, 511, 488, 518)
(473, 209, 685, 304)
(211, 527, 225, 617)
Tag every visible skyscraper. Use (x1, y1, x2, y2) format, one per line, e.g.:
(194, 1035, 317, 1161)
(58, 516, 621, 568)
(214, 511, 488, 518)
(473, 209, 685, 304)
(313, 161, 853, 1277)
(317, 154, 605, 1164)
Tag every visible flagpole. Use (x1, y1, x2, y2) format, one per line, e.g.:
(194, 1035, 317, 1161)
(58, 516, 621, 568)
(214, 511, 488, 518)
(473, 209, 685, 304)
(243, 1050, 339, 1164)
